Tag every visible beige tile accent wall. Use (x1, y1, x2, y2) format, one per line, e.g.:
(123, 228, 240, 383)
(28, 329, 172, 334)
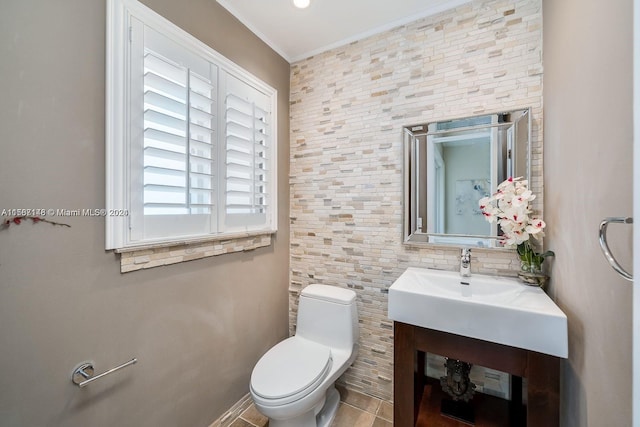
(289, 0, 543, 401)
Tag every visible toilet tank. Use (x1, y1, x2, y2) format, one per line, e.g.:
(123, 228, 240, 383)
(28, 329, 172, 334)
(296, 284, 359, 350)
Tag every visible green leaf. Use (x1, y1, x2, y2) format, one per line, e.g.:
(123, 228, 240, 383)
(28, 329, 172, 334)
(539, 250, 555, 259)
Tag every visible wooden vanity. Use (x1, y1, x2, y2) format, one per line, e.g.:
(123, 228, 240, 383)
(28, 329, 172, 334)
(394, 321, 561, 426)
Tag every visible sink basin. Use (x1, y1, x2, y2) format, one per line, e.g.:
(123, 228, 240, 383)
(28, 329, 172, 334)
(388, 267, 568, 358)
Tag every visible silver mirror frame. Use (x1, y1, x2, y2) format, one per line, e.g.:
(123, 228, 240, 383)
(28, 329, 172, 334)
(402, 108, 532, 249)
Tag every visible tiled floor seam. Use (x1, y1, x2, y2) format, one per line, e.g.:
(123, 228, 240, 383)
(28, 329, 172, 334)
(341, 400, 376, 414)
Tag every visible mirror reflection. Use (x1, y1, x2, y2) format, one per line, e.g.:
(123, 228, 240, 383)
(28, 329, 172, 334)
(403, 108, 531, 248)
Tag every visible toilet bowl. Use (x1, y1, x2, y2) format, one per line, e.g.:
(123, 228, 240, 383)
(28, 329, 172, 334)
(250, 284, 359, 427)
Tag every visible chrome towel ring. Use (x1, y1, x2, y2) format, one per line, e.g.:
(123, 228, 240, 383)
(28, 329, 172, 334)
(598, 217, 633, 281)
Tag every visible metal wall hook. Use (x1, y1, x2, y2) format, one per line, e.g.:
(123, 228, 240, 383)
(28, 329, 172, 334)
(598, 217, 633, 281)
(71, 358, 137, 387)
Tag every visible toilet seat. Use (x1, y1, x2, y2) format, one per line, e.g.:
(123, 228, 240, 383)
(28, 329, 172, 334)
(250, 337, 333, 405)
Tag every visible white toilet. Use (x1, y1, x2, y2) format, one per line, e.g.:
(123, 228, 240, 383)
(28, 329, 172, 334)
(250, 284, 359, 427)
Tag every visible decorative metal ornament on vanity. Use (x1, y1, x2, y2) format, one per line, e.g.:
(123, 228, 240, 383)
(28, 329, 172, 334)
(440, 358, 476, 424)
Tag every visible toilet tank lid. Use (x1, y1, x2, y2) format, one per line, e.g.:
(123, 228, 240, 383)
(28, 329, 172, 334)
(301, 285, 356, 305)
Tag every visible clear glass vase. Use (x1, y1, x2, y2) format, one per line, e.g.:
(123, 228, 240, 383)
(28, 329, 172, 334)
(517, 241, 548, 288)
(517, 241, 544, 273)
(520, 259, 542, 274)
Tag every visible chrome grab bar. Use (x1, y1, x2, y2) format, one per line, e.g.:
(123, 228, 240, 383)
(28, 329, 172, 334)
(72, 358, 137, 387)
(598, 217, 633, 281)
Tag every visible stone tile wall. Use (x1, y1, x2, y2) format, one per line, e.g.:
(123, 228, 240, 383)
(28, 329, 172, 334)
(289, 0, 543, 401)
(118, 233, 272, 272)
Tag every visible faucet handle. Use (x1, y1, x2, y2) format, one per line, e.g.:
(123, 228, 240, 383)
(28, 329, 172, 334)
(460, 248, 472, 277)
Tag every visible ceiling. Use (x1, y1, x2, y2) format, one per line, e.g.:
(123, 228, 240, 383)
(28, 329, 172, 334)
(216, 0, 471, 63)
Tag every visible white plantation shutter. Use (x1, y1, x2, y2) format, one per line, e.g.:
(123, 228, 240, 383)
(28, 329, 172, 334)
(223, 74, 271, 230)
(142, 51, 190, 215)
(188, 73, 216, 215)
(106, 0, 277, 249)
(143, 29, 216, 217)
(129, 20, 218, 241)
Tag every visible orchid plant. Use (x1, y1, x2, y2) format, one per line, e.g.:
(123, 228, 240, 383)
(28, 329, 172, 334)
(479, 177, 554, 273)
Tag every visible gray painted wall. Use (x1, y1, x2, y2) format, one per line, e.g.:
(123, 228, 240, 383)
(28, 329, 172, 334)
(543, 0, 634, 425)
(0, 1, 290, 426)
(2, 0, 635, 425)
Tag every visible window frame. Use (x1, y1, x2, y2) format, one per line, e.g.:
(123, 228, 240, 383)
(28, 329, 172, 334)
(106, 0, 277, 250)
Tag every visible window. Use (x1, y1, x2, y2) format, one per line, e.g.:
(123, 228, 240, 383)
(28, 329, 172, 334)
(106, 0, 277, 250)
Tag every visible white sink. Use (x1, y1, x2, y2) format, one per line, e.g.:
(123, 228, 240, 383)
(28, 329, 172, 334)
(388, 267, 568, 358)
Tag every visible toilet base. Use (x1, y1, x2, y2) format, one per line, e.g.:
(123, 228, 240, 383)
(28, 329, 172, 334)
(263, 385, 341, 427)
(316, 385, 340, 427)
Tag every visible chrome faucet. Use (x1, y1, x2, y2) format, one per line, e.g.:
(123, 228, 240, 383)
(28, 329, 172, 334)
(460, 248, 471, 277)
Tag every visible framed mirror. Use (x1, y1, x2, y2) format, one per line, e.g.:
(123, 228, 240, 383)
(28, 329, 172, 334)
(403, 108, 531, 248)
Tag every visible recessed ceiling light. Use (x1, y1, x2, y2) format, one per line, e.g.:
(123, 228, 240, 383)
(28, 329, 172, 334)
(293, 0, 310, 9)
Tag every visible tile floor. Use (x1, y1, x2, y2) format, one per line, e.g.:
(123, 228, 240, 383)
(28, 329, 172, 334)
(229, 384, 393, 427)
